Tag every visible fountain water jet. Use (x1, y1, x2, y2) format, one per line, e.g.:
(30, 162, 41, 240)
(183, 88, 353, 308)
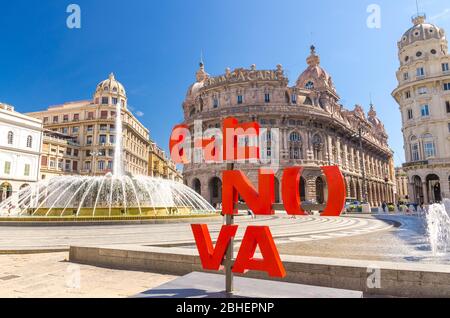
(425, 199, 450, 256)
(0, 101, 215, 219)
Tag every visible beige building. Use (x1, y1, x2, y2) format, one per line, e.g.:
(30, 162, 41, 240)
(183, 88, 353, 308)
(395, 167, 409, 203)
(181, 47, 396, 208)
(27, 74, 150, 177)
(392, 14, 450, 204)
(148, 142, 183, 182)
(40, 130, 81, 180)
(0, 103, 43, 202)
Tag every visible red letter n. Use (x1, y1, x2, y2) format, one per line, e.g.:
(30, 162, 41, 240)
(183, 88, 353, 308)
(222, 169, 274, 215)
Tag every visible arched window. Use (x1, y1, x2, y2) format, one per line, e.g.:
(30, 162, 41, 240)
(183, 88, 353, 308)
(189, 107, 196, 117)
(26, 135, 33, 148)
(422, 133, 436, 158)
(312, 134, 323, 161)
(305, 81, 314, 89)
(290, 132, 301, 142)
(7, 131, 13, 145)
(304, 97, 313, 105)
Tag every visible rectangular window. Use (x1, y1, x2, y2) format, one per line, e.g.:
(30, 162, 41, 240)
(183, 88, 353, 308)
(86, 136, 93, 145)
(72, 126, 79, 134)
(416, 67, 425, 77)
(405, 91, 411, 99)
(403, 72, 409, 80)
(62, 127, 68, 134)
(291, 94, 297, 104)
(66, 148, 72, 156)
(53, 116, 58, 123)
(99, 135, 107, 144)
(407, 109, 413, 120)
(100, 111, 108, 119)
(100, 124, 107, 131)
(58, 160, 63, 170)
(237, 95, 243, 104)
(24, 164, 30, 176)
(446, 101, 450, 113)
(73, 149, 79, 157)
(421, 105, 430, 117)
(87, 112, 94, 120)
(41, 156, 48, 166)
(73, 113, 79, 121)
(87, 125, 93, 132)
(98, 161, 105, 171)
(101, 97, 109, 105)
(418, 86, 427, 95)
(65, 160, 71, 171)
(213, 98, 219, 108)
(264, 93, 270, 103)
(107, 161, 113, 170)
(424, 142, 436, 158)
(43, 117, 49, 124)
(444, 83, 450, 91)
(84, 161, 91, 171)
(109, 135, 116, 144)
(72, 161, 78, 171)
(4, 161, 11, 174)
(86, 150, 91, 157)
(112, 97, 118, 105)
(448, 123, 450, 133)
(442, 63, 449, 72)
(63, 115, 69, 122)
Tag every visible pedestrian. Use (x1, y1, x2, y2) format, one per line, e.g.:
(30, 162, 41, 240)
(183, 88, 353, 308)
(381, 201, 387, 213)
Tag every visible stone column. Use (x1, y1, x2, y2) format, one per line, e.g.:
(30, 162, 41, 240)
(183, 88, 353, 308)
(336, 138, 341, 166)
(422, 182, 429, 204)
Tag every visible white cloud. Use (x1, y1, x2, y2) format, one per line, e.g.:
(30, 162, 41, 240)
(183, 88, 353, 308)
(135, 110, 144, 117)
(429, 8, 450, 22)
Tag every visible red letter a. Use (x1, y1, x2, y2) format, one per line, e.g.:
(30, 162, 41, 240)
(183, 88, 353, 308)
(191, 224, 238, 271)
(232, 226, 286, 278)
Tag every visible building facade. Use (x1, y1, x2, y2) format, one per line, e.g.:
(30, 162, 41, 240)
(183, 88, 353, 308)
(148, 142, 183, 182)
(392, 14, 450, 204)
(395, 167, 409, 203)
(40, 130, 81, 180)
(27, 74, 150, 177)
(0, 103, 43, 203)
(181, 47, 396, 208)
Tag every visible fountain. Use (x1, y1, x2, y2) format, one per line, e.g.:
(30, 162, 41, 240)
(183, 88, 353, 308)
(0, 101, 215, 219)
(425, 199, 450, 256)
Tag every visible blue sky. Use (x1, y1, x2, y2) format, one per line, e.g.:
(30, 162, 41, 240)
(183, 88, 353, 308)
(1, 0, 449, 166)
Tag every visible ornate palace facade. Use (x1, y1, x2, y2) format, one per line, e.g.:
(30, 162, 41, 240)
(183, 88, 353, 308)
(181, 47, 396, 208)
(392, 14, 450, 204)
(27, 73, 150, 177)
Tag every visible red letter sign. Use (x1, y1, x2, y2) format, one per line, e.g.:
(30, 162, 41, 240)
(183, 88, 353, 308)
(222, 169, 274, 215)
(191, 224, 238, 271)
(233, 226, 286, 278)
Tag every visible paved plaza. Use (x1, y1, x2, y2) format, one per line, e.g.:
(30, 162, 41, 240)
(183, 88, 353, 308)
(0, 215, 392, 252)
(0, 252, 175, 298)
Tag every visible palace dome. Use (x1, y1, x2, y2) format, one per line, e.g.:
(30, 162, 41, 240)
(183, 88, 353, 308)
(296, 46, 336, 93)
(94, 73, 126, 98)
(398, 15, 445, 50)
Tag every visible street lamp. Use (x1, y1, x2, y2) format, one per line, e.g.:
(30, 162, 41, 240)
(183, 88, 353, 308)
(351, 124, 369, 204)
(90, 151, 101, 176)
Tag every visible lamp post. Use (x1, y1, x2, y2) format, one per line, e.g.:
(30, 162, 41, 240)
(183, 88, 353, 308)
(90, 151, 101, 176)
(351, 125, 368, 204)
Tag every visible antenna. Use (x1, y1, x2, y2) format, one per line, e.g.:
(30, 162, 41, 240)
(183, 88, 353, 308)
(200, 50, 204, 65)
(416, 0, 420, 16)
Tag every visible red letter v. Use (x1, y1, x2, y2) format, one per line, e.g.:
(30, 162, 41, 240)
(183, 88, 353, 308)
(191, 224, 238, 271)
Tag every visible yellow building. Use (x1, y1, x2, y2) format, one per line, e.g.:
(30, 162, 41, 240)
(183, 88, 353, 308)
(27, 74, 150, 177)
(148, 142, 183, 182)
(40, 130, 81, 180)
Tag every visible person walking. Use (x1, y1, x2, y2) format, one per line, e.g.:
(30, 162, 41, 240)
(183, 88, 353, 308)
(381, 201, 387, 213)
